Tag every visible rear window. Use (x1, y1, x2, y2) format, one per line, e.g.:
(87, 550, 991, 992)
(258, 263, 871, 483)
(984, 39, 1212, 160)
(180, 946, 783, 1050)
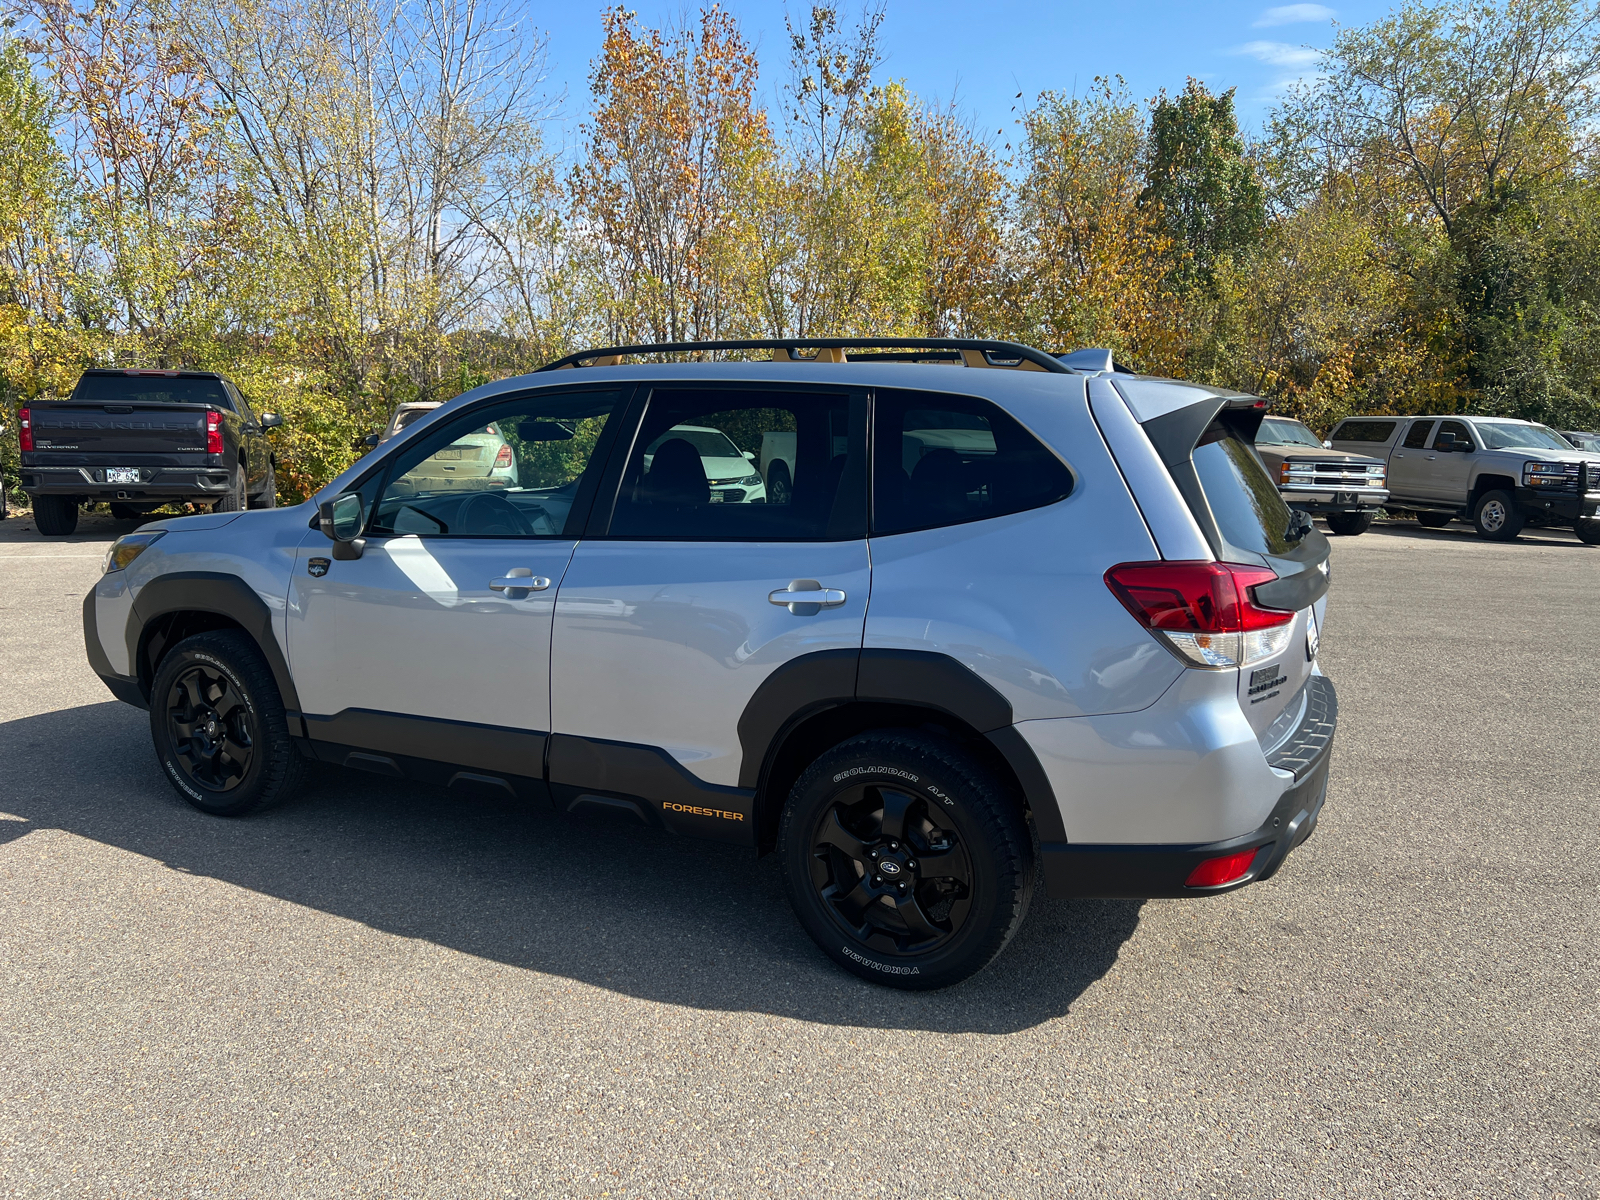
(71, 373, 233, 408)
(1333, 420, 1396, 443)
(1192, 423, 1297, 557)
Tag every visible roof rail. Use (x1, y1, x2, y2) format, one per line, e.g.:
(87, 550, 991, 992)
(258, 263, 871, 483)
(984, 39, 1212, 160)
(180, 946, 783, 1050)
(537, 338, 1073, 374)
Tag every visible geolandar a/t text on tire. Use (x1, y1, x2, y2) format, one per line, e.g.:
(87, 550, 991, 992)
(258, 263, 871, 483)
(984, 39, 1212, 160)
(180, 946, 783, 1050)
(84, 338, 1340, 989)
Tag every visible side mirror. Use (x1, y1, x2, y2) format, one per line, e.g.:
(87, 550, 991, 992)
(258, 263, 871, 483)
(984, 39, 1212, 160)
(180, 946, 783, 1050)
(1322, 440, 1332, 449)
(318, 493, 366, 559)
(743, 450, 757, 461)
(363, 432, 381, 448)
(1456, 440, 1474, 453)
(1435, 433, 1456, 451)
(259, 412, 284, 429)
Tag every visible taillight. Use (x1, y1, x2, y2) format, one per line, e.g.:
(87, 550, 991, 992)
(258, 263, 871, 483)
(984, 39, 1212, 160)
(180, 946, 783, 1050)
(17, 406, 31, 452)
(206, 409, 223, 455)
(1104, 560, 1295, 668)
(493, 443, 513, 469)
(1186, 848, 1259, 887)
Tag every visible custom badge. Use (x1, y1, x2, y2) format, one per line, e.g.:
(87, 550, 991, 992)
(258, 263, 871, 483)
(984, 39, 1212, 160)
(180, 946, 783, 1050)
(307, 557, 330, 577)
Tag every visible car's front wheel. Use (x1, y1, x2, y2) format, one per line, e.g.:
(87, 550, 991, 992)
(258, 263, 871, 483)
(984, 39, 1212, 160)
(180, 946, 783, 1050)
(1473, 489, 1524, 541)
(1416, 512, 1453, 529)
(149, 630, 304, 817)
(1325, 510, 1374, 536)
(779, 730, 1034, 990)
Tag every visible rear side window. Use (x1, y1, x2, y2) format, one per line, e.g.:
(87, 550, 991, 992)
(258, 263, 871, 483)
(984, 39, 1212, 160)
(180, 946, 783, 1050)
(1402, 420, 1434, 449)
(1192, 423, 1297, 557)
(1333, 420, 1396, 443)
(872, 390, 1073, 535)
(71, 374, 233, 409)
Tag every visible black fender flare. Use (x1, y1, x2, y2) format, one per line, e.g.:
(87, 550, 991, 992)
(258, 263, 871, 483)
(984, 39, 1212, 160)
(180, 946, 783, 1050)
(737, 647, 1065, 842)
(127, 571, 301, 713)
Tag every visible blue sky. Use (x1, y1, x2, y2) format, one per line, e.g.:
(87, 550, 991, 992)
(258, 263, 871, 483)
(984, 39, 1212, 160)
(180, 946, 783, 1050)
(531, 0, 1397, 145)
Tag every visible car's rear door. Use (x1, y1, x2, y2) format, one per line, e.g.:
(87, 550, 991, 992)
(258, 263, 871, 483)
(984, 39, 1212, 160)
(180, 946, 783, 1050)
(286, 386, 631, 780)
(546, 383, 868, 839)
(1386, 419, 1434, 500)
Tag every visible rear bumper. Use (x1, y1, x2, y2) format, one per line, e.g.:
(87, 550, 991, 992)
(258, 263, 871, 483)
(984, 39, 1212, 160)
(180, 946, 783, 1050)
(23, 465, 231, 500)
(1039, 675, 1337, 899)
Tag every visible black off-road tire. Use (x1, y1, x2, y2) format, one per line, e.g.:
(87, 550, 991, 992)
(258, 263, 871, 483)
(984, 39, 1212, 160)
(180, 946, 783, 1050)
(1472, 489, 1524, 541)
(249, 462, 277, 509)
(779, 730, 1034, 990)
(1575, 521, 1600, 545)
(149, 630, 304, 817)
(109, 503, 146, 521)
(1325, 510, 1374, 536)
(32, 494, 79, 536)
(1416, 512, 1453, 529)
(215, 466, 246, 513)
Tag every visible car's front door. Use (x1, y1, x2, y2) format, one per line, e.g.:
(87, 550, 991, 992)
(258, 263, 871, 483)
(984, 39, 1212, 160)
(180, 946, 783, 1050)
(286, 387, 631, 781)
(547, 384, 869, 839)
(1420, 419, 1476, 502)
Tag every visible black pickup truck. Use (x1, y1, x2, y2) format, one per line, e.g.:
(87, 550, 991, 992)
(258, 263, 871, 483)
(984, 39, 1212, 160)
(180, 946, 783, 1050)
(18, 369, 283, 535)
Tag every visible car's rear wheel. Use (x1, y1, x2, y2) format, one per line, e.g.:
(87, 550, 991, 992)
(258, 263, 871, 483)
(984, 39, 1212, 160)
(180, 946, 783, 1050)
(779, 730, 1034, 990)
(249, 462, 277, 509)
(150, 630, 304, 817)
(765, 461, 793, 507)
(32, 494, 79, 536)
(1416, 512, 1453, 528)
(109, 503, 147, 521)
(1472, 490, 1524, 541)
(215, 466, 246, 513)
(1325, 511, 1374, 536)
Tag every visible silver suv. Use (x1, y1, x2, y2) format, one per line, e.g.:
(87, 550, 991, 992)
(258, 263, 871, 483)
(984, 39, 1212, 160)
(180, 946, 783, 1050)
(83, 340, 1338, 989)
(1330, 414, 1600, 542)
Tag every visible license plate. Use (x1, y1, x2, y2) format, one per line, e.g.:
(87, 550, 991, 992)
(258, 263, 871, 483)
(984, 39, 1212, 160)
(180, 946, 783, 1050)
(106, 467, 140, 484)
(1335, 491, 1354, 505)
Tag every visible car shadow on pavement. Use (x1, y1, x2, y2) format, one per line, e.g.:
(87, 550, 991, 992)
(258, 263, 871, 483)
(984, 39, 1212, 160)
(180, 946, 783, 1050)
(0, 701, 1143, 1035)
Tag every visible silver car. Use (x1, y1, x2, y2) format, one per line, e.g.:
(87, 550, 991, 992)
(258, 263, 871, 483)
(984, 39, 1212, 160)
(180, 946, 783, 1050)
(84, 340, 1338, 989)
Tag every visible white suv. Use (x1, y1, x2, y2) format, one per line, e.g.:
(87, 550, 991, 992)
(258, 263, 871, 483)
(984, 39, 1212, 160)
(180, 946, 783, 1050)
(83, 339, 1338, 989)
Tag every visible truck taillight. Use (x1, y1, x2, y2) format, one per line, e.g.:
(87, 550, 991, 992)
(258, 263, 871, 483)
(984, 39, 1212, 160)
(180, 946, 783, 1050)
(1103, 560, 1295, 669)
(17, 406, 31, 452)
(493, 444, 513, 469)
(206, 409, 223, 455)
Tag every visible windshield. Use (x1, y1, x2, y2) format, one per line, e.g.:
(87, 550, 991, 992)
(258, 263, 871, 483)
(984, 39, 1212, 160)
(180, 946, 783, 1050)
(1257, 418, 1323, 448)
(1567, 432, 1600, 452)
(1475, 421, 1577, 452)
(648, 426, 742, 459)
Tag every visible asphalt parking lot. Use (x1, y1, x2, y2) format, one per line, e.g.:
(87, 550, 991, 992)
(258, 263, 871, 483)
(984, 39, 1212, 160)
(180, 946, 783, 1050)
(1, 510, 1597, 1198)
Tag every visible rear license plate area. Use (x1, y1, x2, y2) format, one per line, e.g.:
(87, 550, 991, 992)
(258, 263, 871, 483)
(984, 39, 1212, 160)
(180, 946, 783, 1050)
(106, 467, 140, 484)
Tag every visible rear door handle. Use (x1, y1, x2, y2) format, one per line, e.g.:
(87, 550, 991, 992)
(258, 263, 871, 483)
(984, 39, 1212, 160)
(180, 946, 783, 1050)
(490, 567, 552, 595)
(769, 579, 846, 615)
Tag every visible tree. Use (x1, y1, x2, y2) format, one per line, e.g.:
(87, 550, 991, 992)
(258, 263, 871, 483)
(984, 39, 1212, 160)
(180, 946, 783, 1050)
(1141, 79, 1265, 288)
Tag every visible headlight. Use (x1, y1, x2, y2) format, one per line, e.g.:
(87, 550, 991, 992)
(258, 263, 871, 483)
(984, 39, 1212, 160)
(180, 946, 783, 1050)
(1366, 464, 1386, 481)
(1523, 461, 1572, 486)
(739, 472, 763, 487)
(103, 530, 164, 573)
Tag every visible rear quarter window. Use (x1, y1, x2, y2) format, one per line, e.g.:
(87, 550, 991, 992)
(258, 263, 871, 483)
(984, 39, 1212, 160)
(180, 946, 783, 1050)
(1332, 420, 1396, 443)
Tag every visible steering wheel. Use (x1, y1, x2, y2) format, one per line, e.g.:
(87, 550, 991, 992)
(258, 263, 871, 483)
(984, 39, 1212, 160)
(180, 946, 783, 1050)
(456, 490, 535, 537)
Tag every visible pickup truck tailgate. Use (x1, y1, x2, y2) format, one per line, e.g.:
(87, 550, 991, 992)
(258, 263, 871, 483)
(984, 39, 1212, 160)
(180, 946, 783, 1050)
(28, 404, 210, 460)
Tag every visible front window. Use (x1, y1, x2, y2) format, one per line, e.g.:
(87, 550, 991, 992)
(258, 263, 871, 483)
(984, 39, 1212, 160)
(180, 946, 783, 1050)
(1256, 418, 1324, 449)
(368, 391, 622, 537)
(1475, 421, 1580, 452)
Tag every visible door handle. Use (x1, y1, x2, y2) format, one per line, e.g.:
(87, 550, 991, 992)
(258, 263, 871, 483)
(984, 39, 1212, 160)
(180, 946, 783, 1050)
(1426, 455, 1437, 460)
(490, 567, 552, 595)
(769, 579, 846, 615)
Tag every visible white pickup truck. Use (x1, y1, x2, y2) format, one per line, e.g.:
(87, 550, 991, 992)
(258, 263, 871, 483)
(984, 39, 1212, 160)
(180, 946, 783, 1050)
(1328, 414, 1600, 542)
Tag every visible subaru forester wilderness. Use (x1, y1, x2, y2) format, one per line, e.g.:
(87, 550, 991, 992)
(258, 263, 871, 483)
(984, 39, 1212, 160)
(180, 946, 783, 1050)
(83, 340, 1337, 989)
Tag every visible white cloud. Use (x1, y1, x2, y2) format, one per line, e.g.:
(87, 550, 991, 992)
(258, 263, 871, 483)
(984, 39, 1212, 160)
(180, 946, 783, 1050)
(1230, 40, 1323, 66)
(1253, 4, 1336, 27)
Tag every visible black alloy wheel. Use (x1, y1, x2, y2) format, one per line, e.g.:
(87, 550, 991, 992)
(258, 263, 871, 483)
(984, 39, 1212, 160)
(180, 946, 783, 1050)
(780, 730, 1033, 990)
(165, 660, 257, 793)
(807, 782, 975, 956)
(149, 630, 304, 816)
